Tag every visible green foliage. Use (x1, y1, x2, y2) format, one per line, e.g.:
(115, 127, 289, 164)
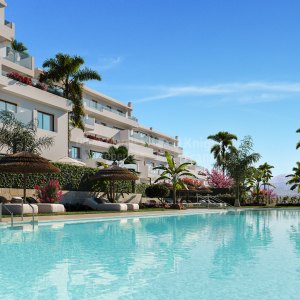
(0, 163, 98, 191)
(40, 53, 101, 130)
(154, 151, 196, 204)
(286, 162, 300, 193)
(224, 136, 261, 206)
(0, 111, 54, 154)
(296, 128, 300, 150)
(145, 184, 170, 202)
(11, 39, 27, 53)
(207, 131, 237, 173)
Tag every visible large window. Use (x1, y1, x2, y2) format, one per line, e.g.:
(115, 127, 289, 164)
(37, 111, 54, 131)
(71, 147, 81, 159)
(0, 100, 17, 113)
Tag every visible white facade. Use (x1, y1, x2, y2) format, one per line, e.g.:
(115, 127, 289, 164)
(0, 1, 206, 183)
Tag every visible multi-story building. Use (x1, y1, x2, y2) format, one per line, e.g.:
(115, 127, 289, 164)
(0, 1, 206, 183)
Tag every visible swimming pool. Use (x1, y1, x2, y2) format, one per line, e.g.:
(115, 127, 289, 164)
(1, 209, 300, 299)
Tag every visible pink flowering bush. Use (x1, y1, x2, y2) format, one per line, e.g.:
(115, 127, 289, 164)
(182, 177, 204, 190)
(207, 169, 233, 188)
(35, 180, 63, 203)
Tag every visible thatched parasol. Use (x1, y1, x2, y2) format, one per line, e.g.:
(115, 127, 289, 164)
(56, 156, 86, 166)
(92, 165, 138, 202)
(0, 152, 60, 220)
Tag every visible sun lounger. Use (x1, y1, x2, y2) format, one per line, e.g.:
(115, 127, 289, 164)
(37, 203, 65, 213)
(84, 198, 128, 211)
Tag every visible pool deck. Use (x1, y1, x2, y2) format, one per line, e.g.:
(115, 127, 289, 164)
(0, 208, 228, 225)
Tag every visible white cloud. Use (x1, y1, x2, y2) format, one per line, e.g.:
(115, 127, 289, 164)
(135, 82, 300, 104)
(93, 56, 123, 70)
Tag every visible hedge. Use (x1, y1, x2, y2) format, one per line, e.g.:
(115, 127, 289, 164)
(0, 163, 98, 191)
(0, 163, 150, 193)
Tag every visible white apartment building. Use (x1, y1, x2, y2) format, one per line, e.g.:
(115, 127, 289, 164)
(0, 1, 206, 183)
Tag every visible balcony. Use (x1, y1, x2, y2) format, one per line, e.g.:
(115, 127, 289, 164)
(2, 47, 33, 70)
(83, 98, 138, 125)
(4, 20, 12, 28)
(83, 116, 95, 131)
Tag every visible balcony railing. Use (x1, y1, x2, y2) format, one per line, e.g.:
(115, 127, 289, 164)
(84, 98, 138, 122)
(84, 116, 95, 126)
(4, 20, 13, 28)
(3, 47, 33, 70)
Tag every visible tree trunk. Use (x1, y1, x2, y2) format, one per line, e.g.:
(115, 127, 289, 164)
(173, 187, 177, 205)
(234, 182, 241, 207)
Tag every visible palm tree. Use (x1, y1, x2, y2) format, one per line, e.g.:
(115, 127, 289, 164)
(225, 136, 261, 206)
(0, 111, 54, 154)
(258, 162, 274, 190)
(207, 131, 237, 174)
(154, 151, 196, 204)
(10, 39, 27, 53)
(296, 128, 300, 150)
(286, 162, 300, 193)
(40, 53, 101, 131)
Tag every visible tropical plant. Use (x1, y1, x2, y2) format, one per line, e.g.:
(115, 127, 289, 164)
(258, 162, 274, 190)
(207, 131, 237, 173)
(154, 151, 196, 204)
(224, 136, 261, 206)
(40, 53, 101, 131)
(286, 162, 300, 193)
(0, 111, 54, 154)
(296, 128, 300, 150)
(206, 168, 233, 188)
(145, 184, 170, 204)
(10, 39, 27, 53)
(34, 179, 63, 203)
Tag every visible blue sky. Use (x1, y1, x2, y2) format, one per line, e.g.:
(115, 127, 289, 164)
(6, 0, 300, 175)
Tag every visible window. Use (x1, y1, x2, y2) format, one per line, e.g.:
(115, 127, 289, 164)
(0, 100, 17, 113)
(90, 150, 102, 159)
(71, 147, 80, 159)
(37, 111, 54, 131)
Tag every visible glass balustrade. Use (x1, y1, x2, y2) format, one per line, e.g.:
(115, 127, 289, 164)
(3, 47, 33, 70)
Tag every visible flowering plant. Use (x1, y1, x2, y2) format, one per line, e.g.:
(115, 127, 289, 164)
(35, 82, 48, 91)
(34, 180, 63, 203)
(182, 177, 204, 189)
(206, 169, 233, 188)
(7, 72, 33, 86)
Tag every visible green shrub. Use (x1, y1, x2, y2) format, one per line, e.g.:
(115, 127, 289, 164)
(0, 163, 98, 191)
(145, 184, 170, 203)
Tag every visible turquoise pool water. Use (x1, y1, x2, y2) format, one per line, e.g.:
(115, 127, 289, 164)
(1, 210, 300, 299)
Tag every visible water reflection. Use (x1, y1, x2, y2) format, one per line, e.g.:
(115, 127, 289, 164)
(1, 210, 300, 299)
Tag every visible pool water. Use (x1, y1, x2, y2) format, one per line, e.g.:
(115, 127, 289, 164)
(1, 210, 300, 299)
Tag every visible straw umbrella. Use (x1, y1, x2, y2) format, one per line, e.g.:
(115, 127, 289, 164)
(56, 156, 86, 166)
(0, 152, 60, 220)
(92, 165, 138, 203)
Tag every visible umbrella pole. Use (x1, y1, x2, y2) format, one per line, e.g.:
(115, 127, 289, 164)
(22, 174, 27, 221)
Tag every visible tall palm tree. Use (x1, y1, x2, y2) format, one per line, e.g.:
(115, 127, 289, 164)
(154, 151, 196, 204)
(286, 162, 300, 193)
(40, 53, 101, 131)
(258, 162, 274, 190)
(207, 131, 237, 174)
(296, 128, 300, 150)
